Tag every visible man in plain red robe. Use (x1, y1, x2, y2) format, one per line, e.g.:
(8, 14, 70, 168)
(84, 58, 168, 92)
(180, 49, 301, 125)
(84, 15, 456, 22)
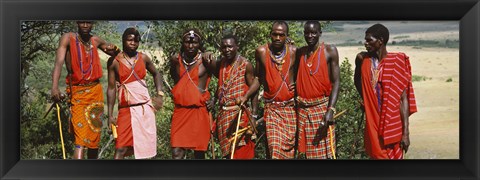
(354, 23, 417, 159)
(255, 21, 297, 159)
(169, 28, 215, 159)
(294, 21, 340, 159)
(51, 21, 120, 159)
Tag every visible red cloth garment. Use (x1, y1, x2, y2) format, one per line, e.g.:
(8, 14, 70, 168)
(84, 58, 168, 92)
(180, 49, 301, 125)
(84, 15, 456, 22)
(217, 59, 255, 159)
(262, 44, 296, 159)
(170, 54, 211, 151)
(296, 42, 332, 98)
(361, 52, 417, 159)
(66, 33, 103, 85)
(263, 44, 294, 102)
(114, 53, 157, 159)
(296, 43, 335, 159)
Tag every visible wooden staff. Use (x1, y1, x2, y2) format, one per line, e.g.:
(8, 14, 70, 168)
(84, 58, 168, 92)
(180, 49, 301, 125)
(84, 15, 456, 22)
(209, 112, 215, 159)
(230, 109, 243, 159)
(55, 103, 66, 159)
(328, 109, 346, 159)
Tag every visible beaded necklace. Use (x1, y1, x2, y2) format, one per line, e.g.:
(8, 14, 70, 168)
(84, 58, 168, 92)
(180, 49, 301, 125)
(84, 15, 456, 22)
(75, 33, 93, 80)
(269, 44, 288, 71)
(303, 44, 321, 75)
(122, 51, 139, 68)
(370, 57, 382, 112)
(182, 52, 201, 66)
(219, 55, 241, 102)
(181, 53, 207, 93)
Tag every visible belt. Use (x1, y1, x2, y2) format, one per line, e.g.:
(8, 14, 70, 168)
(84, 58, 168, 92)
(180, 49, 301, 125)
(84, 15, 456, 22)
(119, 101, 148, 109)
(74, 80, 100, 87)
(265, 98, 295, 107)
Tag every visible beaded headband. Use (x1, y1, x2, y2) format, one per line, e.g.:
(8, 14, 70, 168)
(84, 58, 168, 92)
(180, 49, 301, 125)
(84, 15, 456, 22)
(182, 30, 202, 41)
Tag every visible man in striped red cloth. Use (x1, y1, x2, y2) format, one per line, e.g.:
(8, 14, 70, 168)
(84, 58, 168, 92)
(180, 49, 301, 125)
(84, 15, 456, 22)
(294, 21, 340, 159)
(255, 21, 297, 159)
(107, 28, 164, 159)
(205, 34, 260, 159)
(354, 23, 417, 159)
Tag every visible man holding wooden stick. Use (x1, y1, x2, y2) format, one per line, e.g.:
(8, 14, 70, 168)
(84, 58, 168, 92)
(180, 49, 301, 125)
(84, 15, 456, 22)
(294, 21, 340, 159)
(204, 34, 260, 159)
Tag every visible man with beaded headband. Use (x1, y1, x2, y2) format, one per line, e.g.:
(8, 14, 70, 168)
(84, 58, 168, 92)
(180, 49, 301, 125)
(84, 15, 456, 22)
(294, 21, 340, 159)
(51, 21, 120, 159)
(203, 34, 260, 159)
(255, 21, 297, 159)
(106, 27, 164, 159)
(354, 23, 417, 159)
(169, 28, 215, 159)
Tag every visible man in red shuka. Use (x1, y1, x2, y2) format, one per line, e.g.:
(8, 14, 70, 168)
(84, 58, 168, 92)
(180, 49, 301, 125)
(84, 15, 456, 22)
(294, 21, 340, 159)
(354, 23, 417, 159)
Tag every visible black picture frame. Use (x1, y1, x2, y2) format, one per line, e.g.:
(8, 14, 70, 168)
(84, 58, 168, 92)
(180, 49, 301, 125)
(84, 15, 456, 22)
(1, 0, 478, 179)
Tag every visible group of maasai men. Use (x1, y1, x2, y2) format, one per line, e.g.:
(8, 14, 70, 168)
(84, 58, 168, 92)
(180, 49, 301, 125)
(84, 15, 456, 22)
(50, 20, 417, 160)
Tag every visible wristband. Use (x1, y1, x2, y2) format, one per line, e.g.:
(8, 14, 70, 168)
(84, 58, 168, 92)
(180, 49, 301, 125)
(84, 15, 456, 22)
(157, 91, 165, 97)
(328, 106, 336, 114)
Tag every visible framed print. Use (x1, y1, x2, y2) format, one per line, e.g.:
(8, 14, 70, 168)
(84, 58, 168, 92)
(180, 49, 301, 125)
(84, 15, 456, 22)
(1, 0, 479, 179)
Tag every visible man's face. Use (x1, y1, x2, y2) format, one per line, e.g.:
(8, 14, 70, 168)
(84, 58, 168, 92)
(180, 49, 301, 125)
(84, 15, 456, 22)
(364, 33, 383, 53)
(182, 36, 200, 56)
(304, 23, 321, 47)
(270, 23, 287, 49)
(76, 21, 93, 35)
(123, 34, 140, 52)
(220, 38, 238, 60)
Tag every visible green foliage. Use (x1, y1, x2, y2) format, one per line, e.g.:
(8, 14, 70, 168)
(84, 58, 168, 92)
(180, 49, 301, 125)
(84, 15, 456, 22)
(446, 77, 453, 82)
(334, 58, 369, 159)
(412, 75, 430, 82)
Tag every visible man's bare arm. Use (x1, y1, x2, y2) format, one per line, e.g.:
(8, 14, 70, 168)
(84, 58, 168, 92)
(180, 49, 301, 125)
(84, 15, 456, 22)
(51, 33, 71, 102)
(106, 57, 118, 128)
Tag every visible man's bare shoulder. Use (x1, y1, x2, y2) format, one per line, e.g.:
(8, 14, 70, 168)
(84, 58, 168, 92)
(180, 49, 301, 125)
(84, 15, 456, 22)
(324, 44, 337, 52)
(256, 45, 267, 54)
(355, 51, 368, 65)
(288, 44, 297, 52)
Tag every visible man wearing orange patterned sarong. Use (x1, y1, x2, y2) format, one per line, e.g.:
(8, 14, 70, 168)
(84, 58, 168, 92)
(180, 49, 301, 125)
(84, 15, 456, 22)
(51, 21, 120, 159)
(107, 28, 164, 159)
(255, 21, 297, 159)
(169, 28, 215, 159)
(354, 24, 417, 159)
(295, 21, 340, 159)
(204, 35, 260, 159)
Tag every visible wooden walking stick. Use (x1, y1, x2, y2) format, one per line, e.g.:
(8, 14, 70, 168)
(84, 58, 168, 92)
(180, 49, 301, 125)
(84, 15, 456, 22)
(327, 109, 346, 159)
(230, 109, 243, 159)
(55, 103, 66, 159)
(209, 112, 216, 159)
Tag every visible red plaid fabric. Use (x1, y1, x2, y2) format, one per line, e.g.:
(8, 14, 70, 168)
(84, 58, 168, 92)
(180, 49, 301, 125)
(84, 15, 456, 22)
(297, 96, 335, 159)
(264, 101, 296, 159)
(217, 59, 254, 158)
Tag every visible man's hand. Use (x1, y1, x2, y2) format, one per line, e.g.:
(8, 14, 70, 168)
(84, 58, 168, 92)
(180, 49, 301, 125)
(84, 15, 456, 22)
(401, 133, 410, 154)
(51, 88, 65, 102)
(107, 116, 117, 134)
(324, 109, 334, 125)
(235, 96, 247, 106)
(104, 43, 120, 55)
(206, 97, 215, 112)
(202, 52, 215, 64)
(288, 82, 296, 91)
(152, 96, 163, 111)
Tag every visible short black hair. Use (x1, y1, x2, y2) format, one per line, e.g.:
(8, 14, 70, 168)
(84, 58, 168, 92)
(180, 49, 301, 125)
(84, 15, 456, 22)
(271, 21, 289, 36)
(221, 34, 238, 45)
(304, 21, 322, 32)
(366, 23, 389, 44)
(122, 27, 141, 42)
